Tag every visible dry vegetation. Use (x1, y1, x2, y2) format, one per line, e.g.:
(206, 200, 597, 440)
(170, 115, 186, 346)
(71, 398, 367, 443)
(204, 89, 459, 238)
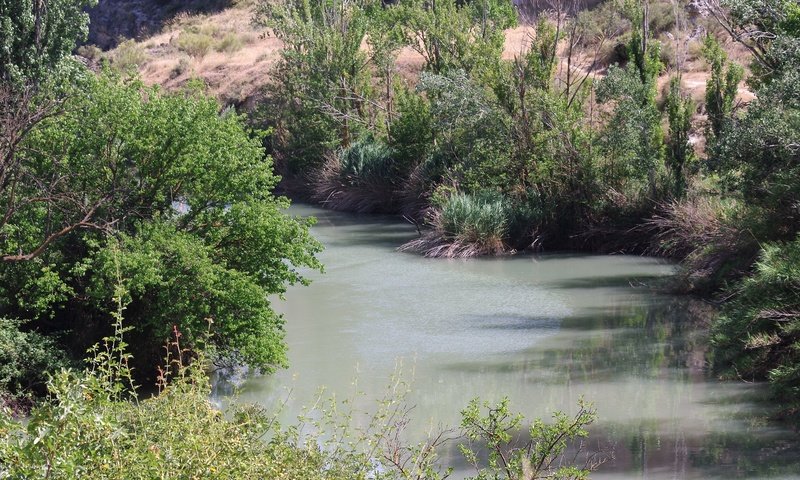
(90, 0, 754, 137)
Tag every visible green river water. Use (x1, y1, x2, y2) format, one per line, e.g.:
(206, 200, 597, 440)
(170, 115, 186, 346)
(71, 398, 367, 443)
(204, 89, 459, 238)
(216, 204, 800, 479)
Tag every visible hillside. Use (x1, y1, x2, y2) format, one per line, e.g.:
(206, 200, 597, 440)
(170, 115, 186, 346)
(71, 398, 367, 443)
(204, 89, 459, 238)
(82, 0, 753, 109)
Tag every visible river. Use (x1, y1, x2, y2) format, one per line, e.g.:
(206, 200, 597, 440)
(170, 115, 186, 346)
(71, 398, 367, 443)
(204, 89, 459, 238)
(216, 204, 800, 479)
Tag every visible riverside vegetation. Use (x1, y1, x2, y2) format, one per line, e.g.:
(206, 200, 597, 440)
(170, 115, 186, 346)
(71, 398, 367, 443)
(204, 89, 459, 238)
(0, 0, 799, 476)
(253, 0, 800, 415)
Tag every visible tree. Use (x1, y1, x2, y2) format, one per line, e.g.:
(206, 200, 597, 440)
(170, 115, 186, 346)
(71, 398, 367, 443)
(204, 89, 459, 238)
(0, 0, 96, 85)
(393, 0, 516, 79)
(701, 34, 743, 142)
(0, 74, 322, 373)
(665, 76, 695, 198)
(254, 0, 380, 173)
(705, 0, 800, 85)
(595, 0, 665, 200)
(1, 0, 96, 208)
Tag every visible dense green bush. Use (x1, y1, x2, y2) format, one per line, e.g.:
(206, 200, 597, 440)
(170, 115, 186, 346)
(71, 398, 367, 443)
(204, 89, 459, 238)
(712, 236, 800, 408)
(0, 319, 69, 403)
(0, 72, 322, 376)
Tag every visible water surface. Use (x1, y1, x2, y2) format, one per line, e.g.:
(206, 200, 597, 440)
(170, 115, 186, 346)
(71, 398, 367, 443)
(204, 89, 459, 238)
(221, 204, 800, 479)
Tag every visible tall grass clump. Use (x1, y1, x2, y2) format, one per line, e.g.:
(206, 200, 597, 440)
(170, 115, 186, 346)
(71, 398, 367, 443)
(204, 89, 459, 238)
(401, 191, 513, 257)
(312, 138, 403, 213)
(647, 197, 758, 293)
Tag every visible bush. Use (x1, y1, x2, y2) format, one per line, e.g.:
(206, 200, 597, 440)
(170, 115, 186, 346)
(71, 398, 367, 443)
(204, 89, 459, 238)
(76, 44, 103, 62)
(175, 31, 213, 58)
(439, 191, 510, 243)
(712, 235, 800, 411)
(0, 319, 68, 406)
(112, 39, 146, 73)
(648, 1, 677, 36)
(401, 191, 512, 257)
(216, 33, 243, 53)
(312, 137, 402, 213)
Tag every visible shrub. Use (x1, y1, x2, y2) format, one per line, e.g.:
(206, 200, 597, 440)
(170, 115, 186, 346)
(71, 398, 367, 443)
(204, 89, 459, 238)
(175, 31, 213, 58)
(312, 137, 402, 213)
(401, 191, 512, 257)
(0, 319, 68, 406)
(76, 44, 103, 62)
(439, 191, 510, 243)
(216, 32, 243, 53)
(712, 235, 800, 411)
(460, 397, 601, 479)
(111, 39, 146, 73)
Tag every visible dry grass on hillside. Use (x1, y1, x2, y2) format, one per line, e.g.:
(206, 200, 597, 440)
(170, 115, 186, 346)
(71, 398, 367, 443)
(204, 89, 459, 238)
(100, 2, 754, 110)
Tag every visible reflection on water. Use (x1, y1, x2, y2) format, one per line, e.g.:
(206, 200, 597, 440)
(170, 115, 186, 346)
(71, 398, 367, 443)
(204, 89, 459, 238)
(217, 205, 800, 479)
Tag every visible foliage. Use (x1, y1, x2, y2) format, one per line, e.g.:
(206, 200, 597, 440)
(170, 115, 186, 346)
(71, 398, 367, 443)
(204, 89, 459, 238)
(595, 0, 665, 203)
(0, 321, 360, 479)
(417, 70, 513, 193)
(595, 62, 664, 199)
(701, 35, 743, 142)
(388, 84, 434, 171)
(0, 72, 322, 374)
(112, 39, 148, 73)
(254, 0, 382, 172)
(665, 76, 695, 198)
(460, 397, 600, 479)
(0, 318, 69, 401)
(714, 0, 800, 85)
(712, 235, 800, 409)
(392, 0, 516, 79)
(713, 69, 800, 240)
(0, 0, 96, 85)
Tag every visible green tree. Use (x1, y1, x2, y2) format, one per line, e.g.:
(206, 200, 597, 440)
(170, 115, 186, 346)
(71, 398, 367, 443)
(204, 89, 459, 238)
(701, 35, 743, 142)
(596, 0, 665, 200)
(0, 0, 96, 85)
(254, 0, 380, 173)
(711, 0, 800, 85)
(665, 76, 695, 198)
(393, 0, 516, 80)
(0, 74, 322, 372)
